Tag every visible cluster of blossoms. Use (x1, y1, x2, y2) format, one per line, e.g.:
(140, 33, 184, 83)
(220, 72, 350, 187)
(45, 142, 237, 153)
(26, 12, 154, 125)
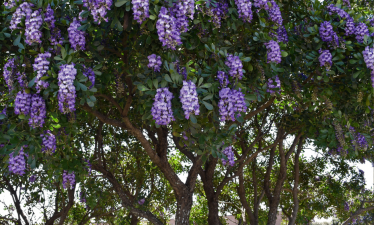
(33, 52, 52, 92)
(221, 146, 235, 166)
(62, 171, 75, 189)
(10, 2, 33, 30)
(326, 4, 350, 19)
(132, 0, 149, 24)
(270, 26, 288, 43)
(83, 66, 95, 88)
(363, 46, 374, 87)
(355, 22, 369, 43)
(3, 58, 16, 92)
(50, 28, 64, 46)
(319, 21, 336, 43)
(83, 0, 112, 24)
(8, 146, 27, 176)
(148, 54, 162, 72)
(67, 18, 86, 50)
(318, 49, 332, 70)
(182, 131, 188, 140)
(349, 126, 368, 151)
(14, 91, 32, 115)
(80, 192, 86, 203)
(333, 121, 346, 148)
(253, 0, 269, 10)
(265, 40, 281, 64)
(267, 75, 281, 95)
(41, 130, 57, 154)
(171, 0, 195, 33)
(235, 0, 253, 23)
(217, 71, 229, 88)
(44, 5, 55, 28)
(156, 7, 182, 50)
(138, 198, 145, 205)
(25, 10, 43, 45)
(202, 0, 228, 28)
(58, 64, 77, 114)
(345, 18, 355, 36)
(5, 0, 17, 8)
(29, 175, 37, 183)
(225, 54, 243, 79)
(343, 0, 351, 8)
(268, 0, 282, 25)
(16, 72, 27, 89)
(179, 80, 200, 119)
(151, 88, 175, 125)
(84, 159, 92, 175)
(218, 88, 247, 121)
(29, 94, 46, 128)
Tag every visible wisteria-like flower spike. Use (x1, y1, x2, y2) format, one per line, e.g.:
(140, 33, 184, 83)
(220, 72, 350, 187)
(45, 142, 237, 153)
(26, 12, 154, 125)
(151, 87, 175, 125)
(180, 80, 200, 119)
(148, 54, 162, 72)
(225, 54, 243, 79)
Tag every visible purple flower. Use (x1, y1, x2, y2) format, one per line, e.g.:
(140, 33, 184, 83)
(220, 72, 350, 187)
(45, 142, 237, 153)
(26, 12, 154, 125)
(363, 46, 374, 71)
(80, 192, 86, 203)
(180, 80, 200, 119)
(268, 1, 282, 25)
(148, 54, 162, 72)
(202, 0, 228, 28)
(83, 0, 112, 24)
(342, 0, 351, 8)
(44, 5, 56, 28)
(221, 145, 235, 166)
(319, 21, 335, 43)
(3, 58, 16, 92)
(345, 18, 355, 36)
(138, 198, 145, 205)
(326, 4, 351, 19)
(68, 18, 86, 50)
(29, 175, 37, 183)
(83, 66, 95, 88)
(41, 130, 56, 154)
(29, 94, 47, 128)
(273, 26, 288, 43)
(265, 40, 281, 64)
(132, 0, 149, 24)
(25, 9, 43, 45)
(253, 0, 269, 10)
(16, 72, 27, 89)
(217, 71, 229, 88)
(318, 49, 332, 70)
(50, 27, 64, 46)
(355, 22, 369, 43)
(58, 64, 77, 114)
(14, 91, 32, 115)
(235, 0, 253, 23)
(84, 159, 92, 175)
(225, 54, 243, 79)
(344, 202, 350, 211)
(151, 87, 175, 125)
(182, 131, 188, 140)
(267, 75, 281, 95)
(8, 146, 28, 176)
(218, 88, 247, 122)
(33, 52, 52, 92)
(156, 7, 182, 50)
(10, 2, 34, 30)
(171, 1, 193, 33)
(62, 171, 75, 190)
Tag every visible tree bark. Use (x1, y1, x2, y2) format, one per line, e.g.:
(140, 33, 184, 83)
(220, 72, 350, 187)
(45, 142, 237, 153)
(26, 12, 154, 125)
(130, 213, 140, 225)
(341, 206, 374, 225)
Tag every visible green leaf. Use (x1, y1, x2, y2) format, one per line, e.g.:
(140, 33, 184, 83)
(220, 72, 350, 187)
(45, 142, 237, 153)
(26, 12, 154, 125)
(89, 87, 97, 92)
(202, 101, 213, 110)
(203, 94, 213, 100)
(18, 114, 25, 119)
(41, 76, 49, 80)
(164, 74, 172, 82)
(93, 64, 102, 70)
(281, 51, 288, 57)
(198, 78, 203, 86)
(52, 124, 61, 129)
(28, 77, 37, 88)
(200, 83, 212, 88)
(0, 114, 6, 120)
(149, 15, 156, 20)
(190, 114, 197, 124)
(13, 35, 21, 46)
(137, 84, 150, 91)
(94, 71, 102, 75)
(153, 79, 159, 89)
(115, 0, 128, 7)
(353, 71, 361, 78)
(78, 82, 87, 91)
(245, 94, 256, 101)
(242, 57, 251, 62)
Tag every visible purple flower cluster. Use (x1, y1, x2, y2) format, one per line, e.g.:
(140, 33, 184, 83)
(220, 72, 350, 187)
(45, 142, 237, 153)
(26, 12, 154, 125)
(221, 146, 235, 166)
(3, 58, 16, 92)
(204, 0, 228, 28)
(41, 130, 56, 154)
(217, 71, 229, 88)
(29, 175, 37, 183)
(148, 54, 162, 72)
(343, 0, 351, 8)
(5, 0, 17, 8)
(29, 94, 46, 128)
(58, 64, 77, 114)
(16, 72, 27, 89)
(138, 198, 145, 205)
(182, 131, 188, 140)
(253, 0, 269, 10)
(268, 1, 283, 25)
(270, 26, 288, 43)
(318, 49, 332, 70)
(68, 18, 86, 50)
(33, 52, 52, 92)
(44, 5, 55, 28)
(50, 28, 64, 46)
(319, 21, 335, 43)
(345, 18, 355, 36)
(355, 22, 369, 43)
(171, 1, 191, 33)
(265, 40, 281, 64)
(156, 7, 182, 50)
(363, 46, 374, 71)
(180, 80, 200, 119)
(151, 88, 175, 125)
(225, 54, 243, 79)
(132, 0, 149, 24)
(80, 192, 86, 203)
(344, 202, 350, 211)
(326, 4, 350, 19)
(62, 171, 75, 190)
(266, 75, 281, 95)
(84, 159, 92, 175)
(355, 132, 368, 150)
(25, 10, 43, 45)
(83, 0, 112, 24)
(14, 91, 31, 115)
(8, 146, 27, 176)
(10, 2, 33, 30)
(83, 66, 95, 88)
(218, 88, 247, 121)
(235, 0, 253, 23)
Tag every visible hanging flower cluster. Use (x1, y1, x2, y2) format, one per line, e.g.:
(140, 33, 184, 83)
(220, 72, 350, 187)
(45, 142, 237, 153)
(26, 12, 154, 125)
(349, 126, 368, 151)
(16, 72, 27, 89)
(355, 22, 369, 43)
(202, 0, 229, 28)
(156, 7, 182, 50)
(44, 5, 56, 28)
(33, 52, 52, 92)
(217, 71, 229, 88)
(225, 54, 243, 79)
(342, 0, 351, 8)
(253, 0, 269, 10)
(318, 49, 332, 70)
(8, 146, 27, 176)
(363, 46, 374, 71)
(5, 0, 17, 8)
(268, 0, 283, 25)
(3, 58, 16, 92)
(58, 64, 77, 114)
(267, 75, 281, 95)
(171, 2, 190, 33)
(138, 198, 145, 205)
(179, 80, 200, 119)
(345, 18, 355, 36)
(67, 18, 86, 50)
(29, 175, 37, 183)
(235, 0, 253, 23)
(148, 54, 162, 72)
(83, 0, 112, 24)
(221, 146, 235, 166)
(25, 10, 43, 45)
(218, 88, 247, 121)
(10, 2, 33, 30)
(270, 26, 288, 43)
(50, 28, 64, 46)
(327, 4, 351, 19)
(151, 88, 175, 125)
(62, 171, 75, 190)
(29, 94, 47, 128)
(132, 0, 149, 24)
(41, 130, 56, 154)
(84, 159, 92, 175)
(83, 66, 95, 88)
(333, 120, 346, 148)
(265, 40, 281, 64)
(14, 91, 32, 115)
(319, 21, 335, 43)
(80, 192, 87, 203)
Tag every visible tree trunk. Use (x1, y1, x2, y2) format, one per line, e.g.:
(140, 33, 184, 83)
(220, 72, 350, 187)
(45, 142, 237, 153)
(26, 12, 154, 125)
(130, 213, 140, 225)
(206, 195, 222, 225)
(175, 192, 193, 225)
